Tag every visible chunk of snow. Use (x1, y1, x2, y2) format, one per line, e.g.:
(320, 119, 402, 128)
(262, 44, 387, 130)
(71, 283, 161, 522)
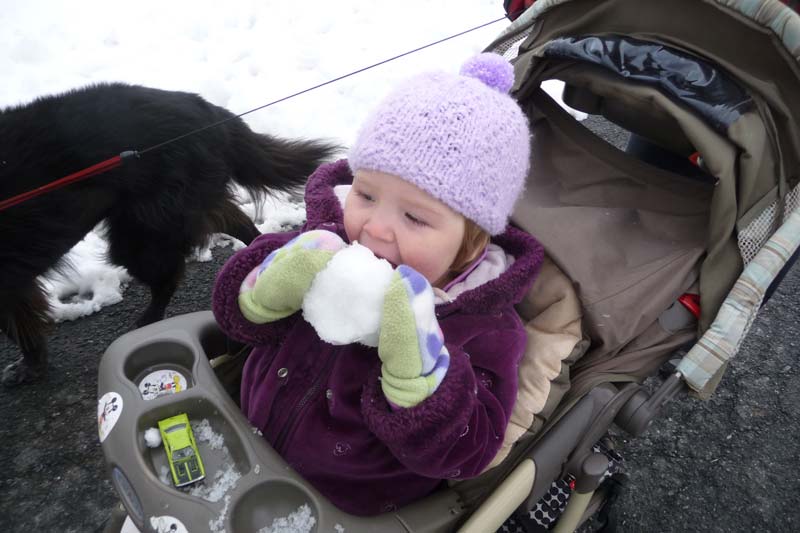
(191, 419, 226, 450)
(144, 428, 162, 448)
(257, 504, 317, 533)
(302, 242, 394, 347)
(209, 495, 232, 533)
(188, 419, 241, 502)
(188, 462, 241, 503)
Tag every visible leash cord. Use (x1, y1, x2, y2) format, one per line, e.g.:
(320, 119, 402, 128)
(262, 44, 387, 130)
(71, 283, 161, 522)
(1, 13, 513, 211)
(139, 15, 507, 155)
(0, 152, 135, 212)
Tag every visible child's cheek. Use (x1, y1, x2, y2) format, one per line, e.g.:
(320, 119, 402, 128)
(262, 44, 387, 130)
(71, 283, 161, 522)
(342, 205, 358, 244)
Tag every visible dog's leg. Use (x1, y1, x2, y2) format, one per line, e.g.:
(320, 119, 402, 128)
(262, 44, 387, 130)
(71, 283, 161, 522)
(136, 270, 183, 328)
(128, 252, 185, 328)
(1, 284, 50, 386)
(212, 199, 261, 246)
(107, 231, 187, 328)
(206, 198, 261, 245)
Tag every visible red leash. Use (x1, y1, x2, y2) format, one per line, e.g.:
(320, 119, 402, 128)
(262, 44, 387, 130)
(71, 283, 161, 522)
(0, 150, 138, 212)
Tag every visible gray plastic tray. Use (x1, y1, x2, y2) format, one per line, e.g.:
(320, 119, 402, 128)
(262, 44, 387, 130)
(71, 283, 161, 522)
(98, 311, 465, 533)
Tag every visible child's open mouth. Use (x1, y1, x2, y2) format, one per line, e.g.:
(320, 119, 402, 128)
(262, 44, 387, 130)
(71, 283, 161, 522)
(374, 254, 397, 268)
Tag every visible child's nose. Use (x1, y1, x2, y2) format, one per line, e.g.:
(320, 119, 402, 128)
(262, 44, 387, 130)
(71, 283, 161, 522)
(363, 213, 394, 242)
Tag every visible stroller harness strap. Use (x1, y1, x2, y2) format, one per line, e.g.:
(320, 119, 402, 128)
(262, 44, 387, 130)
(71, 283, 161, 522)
(677, 207, 800, 398)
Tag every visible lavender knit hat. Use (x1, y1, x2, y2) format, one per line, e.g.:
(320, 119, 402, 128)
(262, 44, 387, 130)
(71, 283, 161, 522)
(348, 53, 530, 235)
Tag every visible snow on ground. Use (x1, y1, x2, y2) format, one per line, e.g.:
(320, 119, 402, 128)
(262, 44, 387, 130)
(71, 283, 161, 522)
(2, 0, 579, 323)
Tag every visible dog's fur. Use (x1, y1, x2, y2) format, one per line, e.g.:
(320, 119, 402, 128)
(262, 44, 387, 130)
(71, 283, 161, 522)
(0, 82, 338, 385)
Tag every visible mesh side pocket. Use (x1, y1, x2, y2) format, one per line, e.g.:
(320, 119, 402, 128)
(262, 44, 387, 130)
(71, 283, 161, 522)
(738, 183, 800, 264)
(490, 30, 533, 61)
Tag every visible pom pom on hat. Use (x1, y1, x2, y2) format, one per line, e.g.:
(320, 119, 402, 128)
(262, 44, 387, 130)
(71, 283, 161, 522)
(459, 53, 515, 94)
(348, 53, 531, 235)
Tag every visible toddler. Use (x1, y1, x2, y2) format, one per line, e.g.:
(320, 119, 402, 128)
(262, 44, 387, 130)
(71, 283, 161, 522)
(213, 53, 543, 515)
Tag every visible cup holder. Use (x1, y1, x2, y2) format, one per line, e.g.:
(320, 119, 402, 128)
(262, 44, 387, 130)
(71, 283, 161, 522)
(137, 398, 252, 501)
(230, 481, 318, 533)
(124, 341, 195, 400)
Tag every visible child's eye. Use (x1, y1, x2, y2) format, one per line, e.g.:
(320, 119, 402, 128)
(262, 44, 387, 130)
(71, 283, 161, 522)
(357, 191, 374, 202)
(405, 213, 428, 227)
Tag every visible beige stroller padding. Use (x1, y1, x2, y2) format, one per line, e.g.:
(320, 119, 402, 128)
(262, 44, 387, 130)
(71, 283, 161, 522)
(486, 256, 586, 470)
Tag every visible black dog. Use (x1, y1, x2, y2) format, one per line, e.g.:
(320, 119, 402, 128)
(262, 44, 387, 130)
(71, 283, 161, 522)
(0, 82, 338, 385)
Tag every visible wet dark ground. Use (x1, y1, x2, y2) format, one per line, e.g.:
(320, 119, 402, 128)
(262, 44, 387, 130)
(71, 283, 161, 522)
(1, 117, 798, 532)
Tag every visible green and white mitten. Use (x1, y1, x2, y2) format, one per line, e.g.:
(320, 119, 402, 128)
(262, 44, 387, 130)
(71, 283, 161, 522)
(238, 230, 346, 323)
(378, 265, 451, 408)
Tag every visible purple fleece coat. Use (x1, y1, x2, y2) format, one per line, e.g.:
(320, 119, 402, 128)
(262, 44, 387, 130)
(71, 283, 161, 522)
(212, 159, 544, 516)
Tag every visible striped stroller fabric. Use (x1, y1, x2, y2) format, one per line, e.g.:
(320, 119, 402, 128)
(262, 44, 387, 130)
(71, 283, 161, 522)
(494, 0, 800, 60)
(678, 207, 800, 398)
(715, 0, 800, 58)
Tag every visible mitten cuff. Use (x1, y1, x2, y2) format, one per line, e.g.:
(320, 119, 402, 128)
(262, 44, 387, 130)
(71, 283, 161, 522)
(363, 351, 475, 441)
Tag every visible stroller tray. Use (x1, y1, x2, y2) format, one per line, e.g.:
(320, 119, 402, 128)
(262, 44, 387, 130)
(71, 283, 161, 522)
(98, 311, 465, 533)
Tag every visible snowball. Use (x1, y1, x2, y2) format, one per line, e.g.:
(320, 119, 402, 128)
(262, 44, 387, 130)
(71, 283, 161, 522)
(144, 427, 162, 448)
(302, 242, 394, 347)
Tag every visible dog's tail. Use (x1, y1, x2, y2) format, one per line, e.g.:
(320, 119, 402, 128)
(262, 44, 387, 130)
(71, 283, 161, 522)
(232, 130, 341, 201)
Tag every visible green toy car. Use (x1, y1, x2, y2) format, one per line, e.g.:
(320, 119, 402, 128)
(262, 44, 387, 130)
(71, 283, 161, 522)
(158, 413, 205, 487)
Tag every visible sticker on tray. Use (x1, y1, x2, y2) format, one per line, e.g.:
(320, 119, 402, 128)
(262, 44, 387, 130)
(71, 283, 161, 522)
(139, 369, 188, 401)
(150, 516, 188, 533)
(98, 392, 123, 443)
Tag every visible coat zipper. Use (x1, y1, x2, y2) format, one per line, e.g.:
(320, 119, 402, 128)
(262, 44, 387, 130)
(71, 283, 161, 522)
(272, 348, 337, 454)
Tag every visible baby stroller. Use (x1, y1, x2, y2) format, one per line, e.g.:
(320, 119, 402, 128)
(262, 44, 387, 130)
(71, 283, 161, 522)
(97, 0, 800, 531)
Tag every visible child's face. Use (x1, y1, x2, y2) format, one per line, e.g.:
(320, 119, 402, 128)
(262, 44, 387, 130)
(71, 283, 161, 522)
(344, 170, 465, 286)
